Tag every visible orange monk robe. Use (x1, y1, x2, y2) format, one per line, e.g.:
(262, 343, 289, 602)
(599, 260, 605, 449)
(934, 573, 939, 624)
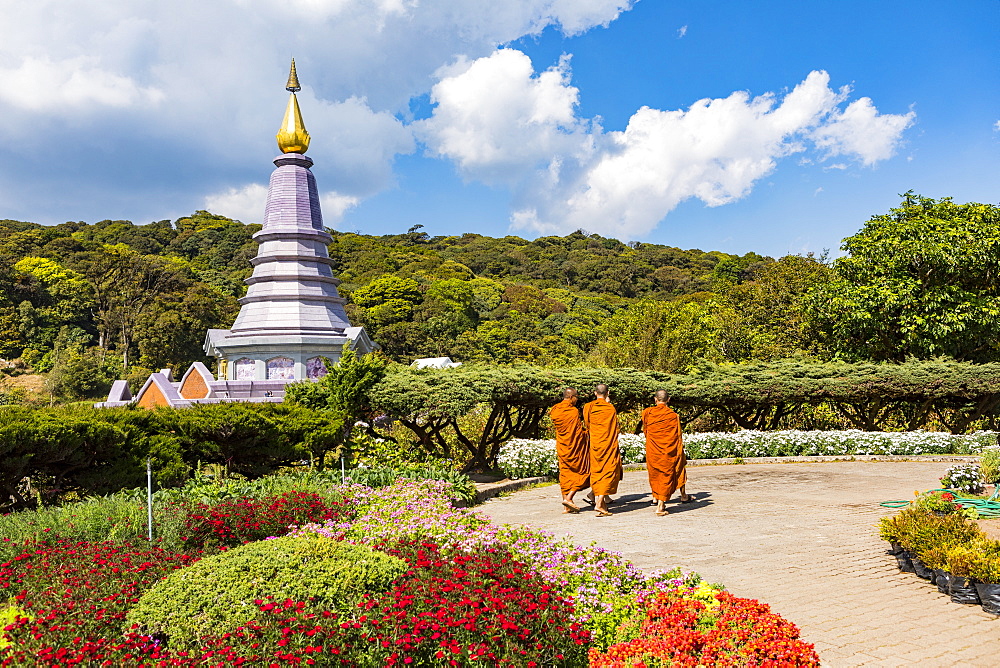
(583, 399, 623, 496)
(549, 399, 590, 496)
(641, 404, 687, 502)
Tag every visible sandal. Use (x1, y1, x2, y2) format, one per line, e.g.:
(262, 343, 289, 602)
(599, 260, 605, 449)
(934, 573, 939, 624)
(596, 510, 613, 517)
(655, 511, 669, 516)
(562, 499, 581, 513)
(680, 495, 694, 504)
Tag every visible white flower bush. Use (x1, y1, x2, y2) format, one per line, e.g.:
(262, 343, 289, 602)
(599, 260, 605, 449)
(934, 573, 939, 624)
(684, 429, 996, 459)
(498, 434, 647, 480)
(498, 438, 559, 479)
(498, 430, 997, 479)
(618, 433, 646, 466)
(940, 463, 985, 494)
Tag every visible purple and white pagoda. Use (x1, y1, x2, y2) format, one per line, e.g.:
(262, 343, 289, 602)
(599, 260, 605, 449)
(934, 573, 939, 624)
(99, 60, 374, 409)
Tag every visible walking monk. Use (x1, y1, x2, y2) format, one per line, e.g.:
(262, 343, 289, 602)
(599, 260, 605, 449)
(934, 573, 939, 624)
(639, 390, 691, 516)
(583, 384, 622, 517)
(550, 388, 590, 514)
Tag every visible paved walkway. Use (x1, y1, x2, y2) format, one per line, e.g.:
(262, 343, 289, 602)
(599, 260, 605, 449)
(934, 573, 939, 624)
(478, 461, 1000, 667)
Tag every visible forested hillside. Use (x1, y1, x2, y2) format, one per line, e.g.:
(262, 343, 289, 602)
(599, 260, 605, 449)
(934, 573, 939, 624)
(0, 193, 997, 401)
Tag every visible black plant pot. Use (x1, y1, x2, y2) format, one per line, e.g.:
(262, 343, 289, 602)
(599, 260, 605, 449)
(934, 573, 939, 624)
(911, 556, 934, 580)
(935, 569, 951, 594)
(975, 582, 1000, 615)
(950, 576, 981, 605)
(888, 542, 903, 555)
(895, 551, 914, 572)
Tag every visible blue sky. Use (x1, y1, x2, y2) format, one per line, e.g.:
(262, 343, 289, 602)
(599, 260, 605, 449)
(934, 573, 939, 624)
(0, 0, 996, 257)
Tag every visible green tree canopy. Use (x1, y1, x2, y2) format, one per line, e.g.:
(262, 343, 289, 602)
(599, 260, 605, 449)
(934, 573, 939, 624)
(808, 194, 1000, 362)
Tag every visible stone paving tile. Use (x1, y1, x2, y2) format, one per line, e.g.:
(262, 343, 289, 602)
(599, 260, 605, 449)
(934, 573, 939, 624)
(478, 461, 1000, 667)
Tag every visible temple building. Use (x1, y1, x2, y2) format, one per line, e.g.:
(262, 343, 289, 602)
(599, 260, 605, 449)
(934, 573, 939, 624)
(98, 61, 375, 409)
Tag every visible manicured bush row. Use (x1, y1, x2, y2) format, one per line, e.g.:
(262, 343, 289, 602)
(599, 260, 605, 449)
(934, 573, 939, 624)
(497, 430, 995, 479)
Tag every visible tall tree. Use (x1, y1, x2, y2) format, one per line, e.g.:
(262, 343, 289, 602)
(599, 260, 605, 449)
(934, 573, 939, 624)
(808, 194, 1000, 362)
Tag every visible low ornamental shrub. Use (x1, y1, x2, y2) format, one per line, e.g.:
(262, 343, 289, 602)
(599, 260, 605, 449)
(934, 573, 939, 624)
(499, 430, 992, 478)
(588, 589, 820, 667)
(179, 490, 354, 548)
(0, 540, 201, 657)
(498, 434, 646, 480)
(940, 463, 985, 494)
(348, 464, 477, 506)
(980, 446, 1000, 485)
(684, 429, 993, 459)
(126, 535, 408, 649)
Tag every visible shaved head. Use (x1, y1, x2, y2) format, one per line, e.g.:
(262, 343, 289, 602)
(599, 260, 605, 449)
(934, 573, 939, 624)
(655, 389, 669, 403)
(563, 387, 577, 399)
(595, 383, 609, 397)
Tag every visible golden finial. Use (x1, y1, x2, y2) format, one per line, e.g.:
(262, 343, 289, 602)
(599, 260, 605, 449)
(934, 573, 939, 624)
(286, 58, 301, 93)
(276, 59, 310, 153)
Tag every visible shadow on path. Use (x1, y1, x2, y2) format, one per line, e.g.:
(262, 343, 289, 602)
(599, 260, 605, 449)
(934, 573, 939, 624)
(603, 491, 714, 516)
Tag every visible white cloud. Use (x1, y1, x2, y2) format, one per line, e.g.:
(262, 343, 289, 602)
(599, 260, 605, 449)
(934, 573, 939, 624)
(204, 183, 358, 226)
(0, 0, 633, 219)
(994, 120, 1000, 131)
(416, 50, 588, 184)
(321, 192, 360, 222)
(810, 97, 915, 166)
(204, 184, 268, 224)
(677, 25, 688, 38)
(0, 56, 163, 111)
(419, 53, 915, 239)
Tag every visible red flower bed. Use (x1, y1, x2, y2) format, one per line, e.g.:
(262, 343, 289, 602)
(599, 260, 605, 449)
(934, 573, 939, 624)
(589, 590, 819, 667)
(181, 491, 353, 548)
(0, 540, 202, 664)
(1, 540, 588, 667)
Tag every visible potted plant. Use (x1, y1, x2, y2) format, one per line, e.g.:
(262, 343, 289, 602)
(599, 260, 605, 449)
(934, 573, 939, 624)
(878, 514, 904, 556)
(945, 544, 982, 605)
(969, 544, 1000, 615)
(920, 544, 951, 593)
(913, 490, 961, 516)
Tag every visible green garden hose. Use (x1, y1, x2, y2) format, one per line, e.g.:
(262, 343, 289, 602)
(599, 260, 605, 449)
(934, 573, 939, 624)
(880, 486, 1000, 518)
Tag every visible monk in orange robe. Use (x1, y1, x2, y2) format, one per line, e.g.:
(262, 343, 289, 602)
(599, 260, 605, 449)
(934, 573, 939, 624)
(583, 384, 623, 517)
(549, 387, 591, 513)
(639, 390, 690, 516)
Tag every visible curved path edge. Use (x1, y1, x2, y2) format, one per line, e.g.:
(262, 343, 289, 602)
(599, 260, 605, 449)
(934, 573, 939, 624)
(478, 460, 999, 667)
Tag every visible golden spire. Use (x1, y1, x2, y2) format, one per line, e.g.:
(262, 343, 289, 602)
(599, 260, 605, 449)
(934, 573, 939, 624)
(285, 58, 301, 93)
(276, 59, 310, 154)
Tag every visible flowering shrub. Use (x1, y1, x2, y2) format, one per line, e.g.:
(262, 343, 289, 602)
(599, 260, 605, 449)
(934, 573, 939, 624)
(498, 434, 646, 479)
(497, 438, 560, 479)
(589, 589, 819, 667)
(941, 463, 985, 494)
(181, 490, 354, 548)
(684, 429, 994, 459)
